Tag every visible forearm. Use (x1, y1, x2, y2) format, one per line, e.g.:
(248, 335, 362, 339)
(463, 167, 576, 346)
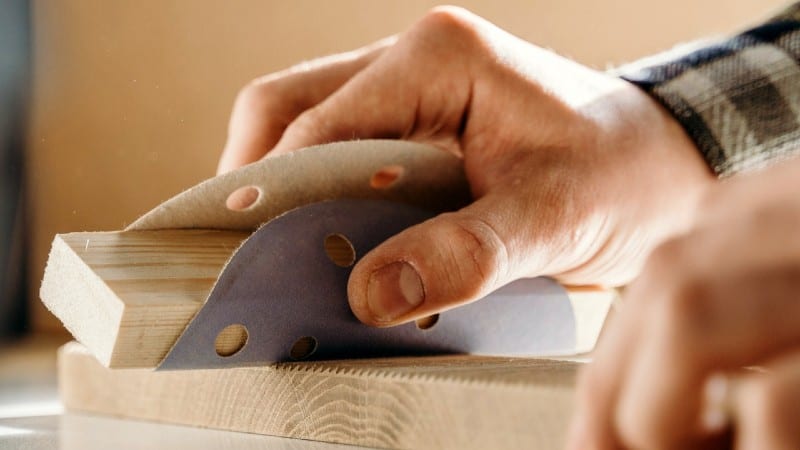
(616, 2, 800, 177)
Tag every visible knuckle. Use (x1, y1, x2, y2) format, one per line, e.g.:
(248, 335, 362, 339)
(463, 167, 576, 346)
(643, 238, 687, 279)
(415, 6, 482, 48)
(423, 5, 473, 27)
(290, 106, 318, 129)
(284, 106, 330, 141)
(435, 213, 508, 299)
(234, 80, 279, 113)
(640, 238, 717, 343)
(656, 273, 716, 356)
(663, 274, 711, 329)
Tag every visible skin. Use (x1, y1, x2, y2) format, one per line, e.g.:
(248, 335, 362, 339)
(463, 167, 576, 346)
(220, 6, 800, 447)
(569, 157, 800, 449)
(218, 6, 713, 327)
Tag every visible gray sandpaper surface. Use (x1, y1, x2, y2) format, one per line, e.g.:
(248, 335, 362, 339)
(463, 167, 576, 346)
(159, 199, 575, 370)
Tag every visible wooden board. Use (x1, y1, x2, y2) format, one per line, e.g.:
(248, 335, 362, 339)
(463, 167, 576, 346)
(58, 341, 582, 449)
(40, 229, 613, 369)
(40, 230, 248, 368)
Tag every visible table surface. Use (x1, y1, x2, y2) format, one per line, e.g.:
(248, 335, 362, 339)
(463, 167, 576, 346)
(0, 335, 366, 450)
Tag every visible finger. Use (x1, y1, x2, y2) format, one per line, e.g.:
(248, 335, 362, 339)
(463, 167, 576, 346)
(217, 37, 395, 174)
(269, 12, 476, 156)
(346, 193, 528, 327)
(613, 234, 800, 448)
(566, 281, 650, 450)
(732, 352, 800, 450)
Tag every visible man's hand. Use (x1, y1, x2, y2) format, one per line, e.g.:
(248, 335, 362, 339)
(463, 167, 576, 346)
(218, 7, 713, 326)
(569, 157, 800, 449)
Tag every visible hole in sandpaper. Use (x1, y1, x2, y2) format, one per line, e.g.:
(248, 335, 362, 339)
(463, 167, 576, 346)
(369, 165, 405, 189)
(226, 186, 261, 211)
(215, 324, 249, 357)
(290, 336, 318, 360)
(416, 314, 439, 330)
(324, 233, 356, 267)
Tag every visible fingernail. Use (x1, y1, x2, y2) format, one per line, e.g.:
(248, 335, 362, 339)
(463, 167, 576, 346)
(367, 261, 424, 322)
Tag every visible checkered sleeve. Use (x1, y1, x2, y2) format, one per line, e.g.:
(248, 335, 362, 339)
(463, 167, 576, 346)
(616, 3, 800, 177)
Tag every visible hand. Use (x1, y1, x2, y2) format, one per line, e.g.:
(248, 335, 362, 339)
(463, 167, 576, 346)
(218, 6, 713, 327)
(569, 157, 800, 449)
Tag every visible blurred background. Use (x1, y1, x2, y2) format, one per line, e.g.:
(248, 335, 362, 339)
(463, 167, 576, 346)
(0, 0, 787, 337)
(0, 0, 29, 338)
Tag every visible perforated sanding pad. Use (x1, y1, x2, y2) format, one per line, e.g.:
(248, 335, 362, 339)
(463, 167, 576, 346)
(128, 140, 470, 232)
(158, 199, 576, 370)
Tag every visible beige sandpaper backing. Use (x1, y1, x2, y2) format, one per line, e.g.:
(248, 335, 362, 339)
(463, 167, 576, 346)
(128, 140, 470, 232)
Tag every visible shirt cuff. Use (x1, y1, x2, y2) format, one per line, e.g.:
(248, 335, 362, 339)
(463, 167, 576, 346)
(614, 3, 800, 177)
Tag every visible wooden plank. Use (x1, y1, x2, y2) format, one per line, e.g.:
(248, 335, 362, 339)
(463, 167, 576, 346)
(40, 230, 248, 368)
(58, 342, 581, 450)
(40, 229, 613, 369)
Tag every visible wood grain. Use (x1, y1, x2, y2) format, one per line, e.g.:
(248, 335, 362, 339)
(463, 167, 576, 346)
(40, 230, 247, 368)
(59, 341, 582, 449)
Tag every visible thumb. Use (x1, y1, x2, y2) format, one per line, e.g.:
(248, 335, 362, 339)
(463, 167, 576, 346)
(348, 196, 522, 327)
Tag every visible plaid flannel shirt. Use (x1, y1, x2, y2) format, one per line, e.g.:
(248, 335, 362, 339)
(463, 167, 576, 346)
(617, 3, 800, 177)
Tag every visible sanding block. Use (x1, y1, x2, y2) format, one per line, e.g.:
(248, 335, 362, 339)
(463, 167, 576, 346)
(41, 140, 614, 370)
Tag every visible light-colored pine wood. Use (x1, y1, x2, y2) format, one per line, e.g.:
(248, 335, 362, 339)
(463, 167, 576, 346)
(41, 229, 612, 369)
(58, 341, 581, 450)
(40, 230, 248, 368)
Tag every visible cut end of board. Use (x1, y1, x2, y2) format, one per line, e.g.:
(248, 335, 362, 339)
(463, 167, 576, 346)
(41, 234, 124, 367)
(41, 230, 248, 368)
